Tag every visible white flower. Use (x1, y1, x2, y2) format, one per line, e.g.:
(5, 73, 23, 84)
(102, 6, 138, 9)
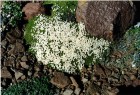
(28, 15, 110, 73)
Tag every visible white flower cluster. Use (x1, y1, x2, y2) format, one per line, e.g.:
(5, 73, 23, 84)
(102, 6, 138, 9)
(30, 15, 110, 73)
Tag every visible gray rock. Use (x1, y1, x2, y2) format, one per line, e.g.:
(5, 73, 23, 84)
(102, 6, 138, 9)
(63, 89, 73, 95)
(20, 62, 29, 69)
(28, 71, 32, 76)
(74, 88, 81, 95)
(1, 67, 12, 79)
(6, 32, 16, 43)
(81, 77, 88, 83)
(15, 71, 23, 80)
(21, 75, 26, 80)
(11, 27, 22, 38)
(14, 42, 25, 54)
(4, 57, 15, 66)
(1, 39, 8, 48)
(21, 56, 28, 62)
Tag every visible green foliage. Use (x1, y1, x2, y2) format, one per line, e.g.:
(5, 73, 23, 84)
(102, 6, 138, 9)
(2, 77, 54, 95)
(43, 1, 77, 21)
(1, 1, 22, 31)
(108, 27, 140, 68)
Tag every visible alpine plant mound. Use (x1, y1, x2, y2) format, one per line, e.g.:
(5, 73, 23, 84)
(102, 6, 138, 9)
(24, 15, 110, 73)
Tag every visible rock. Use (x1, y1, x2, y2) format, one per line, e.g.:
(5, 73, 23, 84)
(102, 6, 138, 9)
(22, 3, 45, 20)
(82, 77, 88, 83)
(34, 66, 40, 72)
(1, 47, 5, 57)
(1, 67, 12, 78)
(63, 89, 73, 95)
(70, 76, 79, 88)
(14, 42, 25, 54)
(21, 55, 28, 62)
(20, 62, 29, 69)
(33, 72, 39, 77)
(11, 27, 22, 38)
(50, 72, 71, 88)
(4, 57, 15, 66)
(28, 71, 32, 76)
(1, 39, 8, 48)
(21, 75, 26, 80)
(130, 74, 136, 80)
(76, 1, 88, 23)
(85, 82, 100, 95)
(6, 32, 16, 43)
(76, 1, 135, 41)
(15, 71, 23, 80)
(74, 88, 81, 95)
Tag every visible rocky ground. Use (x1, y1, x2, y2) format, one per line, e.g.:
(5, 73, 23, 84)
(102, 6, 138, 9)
(1, 1, 140, 95)
(1, 27, 140, 95)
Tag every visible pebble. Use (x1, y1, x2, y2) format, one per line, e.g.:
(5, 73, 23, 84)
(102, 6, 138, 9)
(1, 39, 8, 48)
(1, 67, 12, 79)
(130, 74, 136, 80)
(6, 33, 16, 43)
(63, 89, 73, 95)
(70, 76, 79, 88)
(82, 77, 88, 83)
(20, 62, 29, 69)
(15, 71, 23, 80)
(21, 55, 28, 62)
(28, 71, 32, 76)
(74, 88, 81, 95)
(21, 75, 26, 80)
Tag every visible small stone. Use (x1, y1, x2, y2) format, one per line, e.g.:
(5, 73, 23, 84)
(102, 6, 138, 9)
(130, 75, 136, 81)
(21, 75, 26, 80)
(1, 39, 8, 48)
(74, 88, 81, 95)
(14, 42, 25, 53)
(1, 47, 5, 57)
(21, 56, 28, 62)
(34, 66, 40, 72)
(11, 27, 22, 38)
(63, 89, 73, 95)
(6, 33, 16, 43)
(82, 77, 88, 83)
(15, 71, 23, 80)
(20, 62, 29, 69)
(1, 67, 12, 78)
(70, 76, 79, 88)
(50, 72, 71, 88)
(28, 71, 32, 76)
(1, 80, 6, 86)
(4, 57, 15, 66)
(7, 45, 15, 56)
(34, 72, 39, 77)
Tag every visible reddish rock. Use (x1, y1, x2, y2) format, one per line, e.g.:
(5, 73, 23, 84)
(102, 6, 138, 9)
(22, 3, 45, 20)
(76, 1, 135, 41)
(50, 71, 71, 88)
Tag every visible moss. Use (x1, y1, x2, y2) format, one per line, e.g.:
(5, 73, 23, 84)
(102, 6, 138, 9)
(43, 1, 77, 22)
(2, 77, 55, 95)
(108, 27, 140, 68)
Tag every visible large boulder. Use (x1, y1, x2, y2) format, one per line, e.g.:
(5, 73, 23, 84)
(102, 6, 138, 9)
(76, 1, 135, 41)
(22, 3, 45, 20)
